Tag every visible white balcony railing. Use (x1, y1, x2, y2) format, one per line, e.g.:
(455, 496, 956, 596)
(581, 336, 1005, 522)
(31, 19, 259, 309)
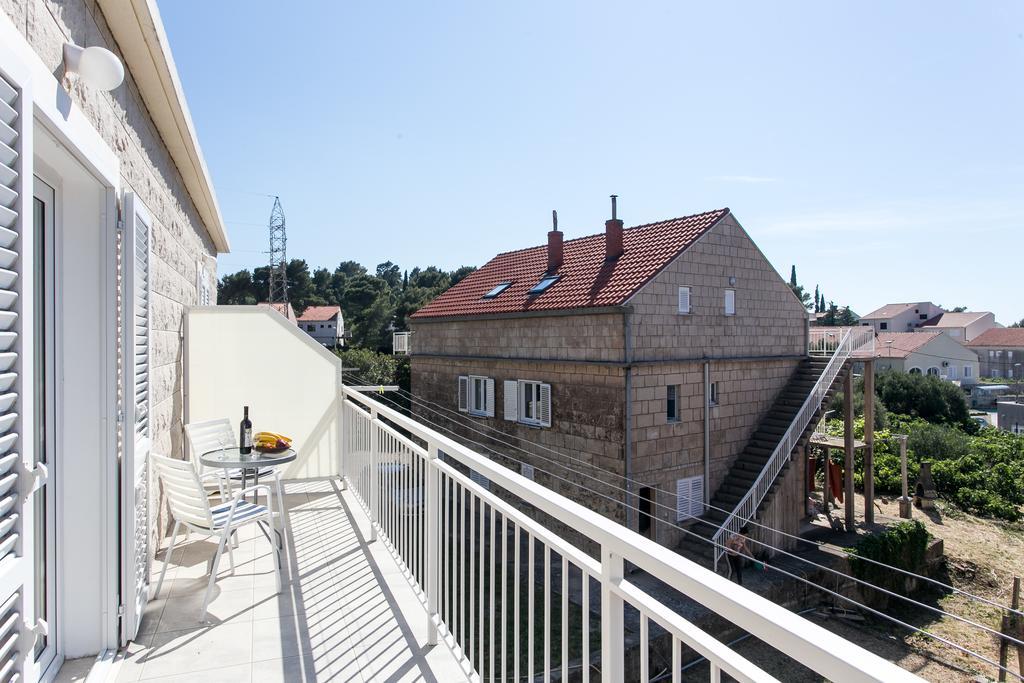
(339, 383, 918, 683)
(711, 326, 876, 570)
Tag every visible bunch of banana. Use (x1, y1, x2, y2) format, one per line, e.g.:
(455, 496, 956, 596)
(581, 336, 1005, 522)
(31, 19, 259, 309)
(254, 431, 292, 451)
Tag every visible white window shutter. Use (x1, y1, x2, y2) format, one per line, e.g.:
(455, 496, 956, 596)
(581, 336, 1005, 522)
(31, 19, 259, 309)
(539, 383, 552, 428)
(485, 378, 495, 417)
(503, 380, 518, 421)
(676, 476, 704, 521)
(458, 376, 469, 412)
(121, 193, 153, 644)
(678, 286, 691, 314)
(0, 66, 32, 678)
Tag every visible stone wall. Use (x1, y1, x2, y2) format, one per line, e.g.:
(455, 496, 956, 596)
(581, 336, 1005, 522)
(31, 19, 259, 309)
(627, 213, 807, 361)
(3, 0, 218, 463)
(629, 358, 799, 546)
(411, 356, 627, 529)
(410, 310, 626, 363)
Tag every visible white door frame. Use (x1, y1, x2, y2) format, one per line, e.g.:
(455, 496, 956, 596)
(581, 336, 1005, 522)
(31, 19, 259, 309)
(1, 11, 122, 672)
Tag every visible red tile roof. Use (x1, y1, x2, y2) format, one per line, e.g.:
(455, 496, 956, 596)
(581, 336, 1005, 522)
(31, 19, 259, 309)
(257, 302, 297, 323)
(861, 303, 929, 320)
(875, 331, 943, 358)
(411, 209, 730, 319)
(297, 305, 342, 322)
(965, 328, 1024, 348)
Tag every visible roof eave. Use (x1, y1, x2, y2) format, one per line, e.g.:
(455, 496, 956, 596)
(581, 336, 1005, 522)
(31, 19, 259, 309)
(96, 0, 230, 254)
(410, 304, 632, 323)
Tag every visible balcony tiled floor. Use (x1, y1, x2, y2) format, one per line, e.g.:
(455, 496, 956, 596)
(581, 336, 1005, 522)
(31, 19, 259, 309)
(115, 479, 469, 682)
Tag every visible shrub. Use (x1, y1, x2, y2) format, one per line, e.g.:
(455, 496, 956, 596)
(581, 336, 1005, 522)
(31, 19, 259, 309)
(849, 521, 930, 600)
(874, 371, 975, 432)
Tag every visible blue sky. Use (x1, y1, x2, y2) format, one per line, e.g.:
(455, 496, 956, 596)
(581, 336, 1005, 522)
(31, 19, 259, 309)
(161, 1, 1023, 322)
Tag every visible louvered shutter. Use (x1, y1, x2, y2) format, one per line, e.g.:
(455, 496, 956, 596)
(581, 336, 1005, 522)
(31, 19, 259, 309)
(120, 193, 152, 644)
(676, 476, 704, 521)
(0, 61, 37, 683)
(724, 289, 736, 316)
(678, 286, 691, 314)
(538, 383, 552, 428)
(195, 259, 211, 306)
(503, 380, 518, 422)
(484, 378, 495, 417)
(457, 376, 468, 412)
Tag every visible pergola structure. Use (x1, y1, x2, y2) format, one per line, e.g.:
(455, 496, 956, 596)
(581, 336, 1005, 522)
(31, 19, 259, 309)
(808, 357, 878, 529)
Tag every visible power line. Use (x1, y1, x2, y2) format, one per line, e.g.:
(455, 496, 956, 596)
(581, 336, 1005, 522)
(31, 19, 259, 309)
(341, 374, 1024, 650)
(342, 381, 1024, 681)
(350, 373, 1024, 620)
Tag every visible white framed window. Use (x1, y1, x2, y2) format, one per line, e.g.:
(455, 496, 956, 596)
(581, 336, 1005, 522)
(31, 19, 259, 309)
(666, 385, 679, 422)
(458, 375, 494, 417)
(964, 365, 972, 378)
(676, 475, 704, 521)
(709, 382, 719, 406)
(947, 366, 958, 380)
(1009, 368, 1015, 380)
(993, 368, 1002, 378)
(518, 380, 552, 427)
(989, 350, 996, 359)
(677, 286, 691, 314)
(1009, 351, 1015, 361)
(520, 463, 535, 480)
(724, 289, 736, 316)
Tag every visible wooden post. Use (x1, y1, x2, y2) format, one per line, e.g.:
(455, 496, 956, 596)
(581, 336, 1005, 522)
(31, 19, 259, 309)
(864, 360, 875, 525)
(998, 576, 1021, 682)
(898, 435, 912, 518)
(844, 367, 855, 530)
(823, 446, 831, 514)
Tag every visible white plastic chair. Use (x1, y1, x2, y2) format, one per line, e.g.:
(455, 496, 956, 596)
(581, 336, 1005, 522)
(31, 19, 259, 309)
(184, 418, 290, 559)
(153, 453, 282, 620)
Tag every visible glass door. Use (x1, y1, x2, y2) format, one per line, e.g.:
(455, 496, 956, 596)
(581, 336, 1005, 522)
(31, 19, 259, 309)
(32, 177, 57, 675)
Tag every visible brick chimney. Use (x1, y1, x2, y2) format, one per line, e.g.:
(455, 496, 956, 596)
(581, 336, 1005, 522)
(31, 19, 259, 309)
(605, 194, 623, 260)
(547, 209, 563, 273)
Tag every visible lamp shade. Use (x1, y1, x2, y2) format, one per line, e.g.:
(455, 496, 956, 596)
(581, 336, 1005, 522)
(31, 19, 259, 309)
(63, 43, 125, 91)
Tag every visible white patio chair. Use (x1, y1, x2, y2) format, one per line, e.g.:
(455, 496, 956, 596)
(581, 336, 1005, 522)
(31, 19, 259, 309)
(152, 453, 282, 621)
(184, 418, 290, 559)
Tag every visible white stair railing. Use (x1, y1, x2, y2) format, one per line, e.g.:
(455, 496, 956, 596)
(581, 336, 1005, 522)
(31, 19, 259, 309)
(339, 373, 917, 683)
(712, 327, 875, 570)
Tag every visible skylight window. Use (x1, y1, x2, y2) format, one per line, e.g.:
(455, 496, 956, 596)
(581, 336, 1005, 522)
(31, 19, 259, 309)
(483, 282, 512, 299)
(528, 275, 559, 295)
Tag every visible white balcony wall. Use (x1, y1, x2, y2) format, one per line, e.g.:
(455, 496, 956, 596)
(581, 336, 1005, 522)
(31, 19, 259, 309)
(185, 307, 341, 478)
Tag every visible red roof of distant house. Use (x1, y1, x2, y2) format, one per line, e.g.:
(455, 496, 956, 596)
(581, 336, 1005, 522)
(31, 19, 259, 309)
(257, 302, 297, 323)
(297, 305, 342, 322)
(965, 328, 1024, 348)
(411, 208, 730, 319)
(875, 331, 943, 358)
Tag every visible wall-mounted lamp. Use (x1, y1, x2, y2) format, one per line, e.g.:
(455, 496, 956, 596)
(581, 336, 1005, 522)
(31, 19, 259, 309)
(728, 276, 736, 286)
(63, 43, 124, 91)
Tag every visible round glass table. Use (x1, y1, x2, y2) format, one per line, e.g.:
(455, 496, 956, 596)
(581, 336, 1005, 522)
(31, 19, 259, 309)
(199, 446, 296, 498)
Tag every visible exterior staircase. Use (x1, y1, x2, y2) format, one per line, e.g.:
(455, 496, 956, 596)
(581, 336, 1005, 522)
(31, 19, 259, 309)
(682, 356, 852, 565)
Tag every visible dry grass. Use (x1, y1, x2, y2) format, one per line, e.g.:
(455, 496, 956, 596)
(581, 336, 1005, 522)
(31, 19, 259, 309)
(707, 494, 1024, 682)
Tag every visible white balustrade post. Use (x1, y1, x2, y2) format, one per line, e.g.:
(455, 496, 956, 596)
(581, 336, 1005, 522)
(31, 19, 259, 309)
(369, 406, 379, 543)
(425, 442, 440, 645)
(600, 546, 624, 683)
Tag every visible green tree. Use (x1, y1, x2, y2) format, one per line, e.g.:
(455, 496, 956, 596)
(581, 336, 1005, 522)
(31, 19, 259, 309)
(874, 371, 974, 431)
(217, 270, 258, 304)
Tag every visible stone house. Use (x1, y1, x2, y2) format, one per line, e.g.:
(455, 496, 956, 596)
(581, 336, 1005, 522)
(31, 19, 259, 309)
(297, 304, 344, 347)
(917, 311, 995, 342)
(875, 331, 979, 385)
(859, 302, 945, 334)
(409, 201, 810, 549)
(966, 328, 1024, 379)
(0, 0, 227, 673)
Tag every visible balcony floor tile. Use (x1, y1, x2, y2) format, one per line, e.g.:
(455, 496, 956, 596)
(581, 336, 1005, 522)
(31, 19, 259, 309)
(112, 477, 468, 682)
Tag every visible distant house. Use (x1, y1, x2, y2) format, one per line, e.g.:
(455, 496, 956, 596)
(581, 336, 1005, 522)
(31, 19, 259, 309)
(409, 202, 822, 552)
(997, 400, 1024, 433)
(875, 331, 979, 385)
(257, 301, 298, 324)
(860, 302, 944, 334)
(917, 311, 996, 342)
(966, 328, 1024, 379)
(297, 305, 345, 347)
